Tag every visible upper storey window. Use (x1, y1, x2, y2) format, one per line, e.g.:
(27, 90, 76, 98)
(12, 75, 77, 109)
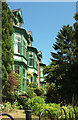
(14, 34, 21, 54)
(41, 67, 43, 77)
(23, 38, 26, 57)
(35, 55, 37, 68)
(29, 52, 33, 67)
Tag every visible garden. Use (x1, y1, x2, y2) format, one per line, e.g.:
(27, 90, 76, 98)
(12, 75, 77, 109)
(1, 85, 78, 119)
(1, 2, 78, 120)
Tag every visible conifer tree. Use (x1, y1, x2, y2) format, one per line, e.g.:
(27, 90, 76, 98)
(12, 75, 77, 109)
(44, 25, 77, 104)
(2, 2, 14, 93)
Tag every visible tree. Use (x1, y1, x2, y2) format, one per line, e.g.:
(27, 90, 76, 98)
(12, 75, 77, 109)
(2, 2, 14, 93)
(44, 25, 77, 104)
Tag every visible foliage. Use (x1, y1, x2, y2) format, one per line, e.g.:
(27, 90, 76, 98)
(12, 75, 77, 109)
(6, 72, 21, 93)
(28, 82, 38, 88)
(27, 70, 33, 80)
(2, 2, 14, 93)
(27, 82, 44, 96)
(34, 87, 44, 96)
(0, 100, 78, 120)
(25, 96, 45, 112)
(44, 24, 78, 104)
(0, 101, 23, 112)
(27, 70, 33, 85)
(45, 83, 61, 103)
(25, 97, 78, 119)
(26, 86, 37, 99)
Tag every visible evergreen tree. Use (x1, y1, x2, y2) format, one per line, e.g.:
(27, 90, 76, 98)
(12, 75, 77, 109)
(44, 25, 77, 104)
(2, 2, 14, 93)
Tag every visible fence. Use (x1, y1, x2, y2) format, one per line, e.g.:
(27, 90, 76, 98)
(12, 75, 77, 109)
(0, 106, 77, 120)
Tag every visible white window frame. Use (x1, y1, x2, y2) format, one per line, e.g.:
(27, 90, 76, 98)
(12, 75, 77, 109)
(14, 33, 21, 54)
(41, 67, 43, 77)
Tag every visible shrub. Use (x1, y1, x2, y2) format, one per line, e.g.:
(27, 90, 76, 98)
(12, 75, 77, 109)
(25, 96, 45, 111)
(34, 87, 44, 96)
(7, 72, 21, 93)
(0, 102, 16, 112)
(26, 87, 37, 99)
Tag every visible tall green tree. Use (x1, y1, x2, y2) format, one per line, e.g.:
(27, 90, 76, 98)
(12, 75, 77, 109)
(44, 25, 77, 104)
(2, 2, 14, 93)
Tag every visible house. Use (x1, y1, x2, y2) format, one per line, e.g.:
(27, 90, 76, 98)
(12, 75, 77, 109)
(12, 8, 46, 94)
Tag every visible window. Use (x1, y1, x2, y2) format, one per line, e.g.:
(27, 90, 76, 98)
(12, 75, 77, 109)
(29, 52, 33, 66)
(23, 38, 26, 57)
(23, 78, 26, 90)
(35, 55, 37, 68)
(41, 67, 43, 77)
(14, 65, 20, 74)
(23, 67, 26, 90)
(31, 76, 33, 82)
(23, 67, 26, 78)
(35, 76, 36, 84)
(14, 34, 21, 54)
(41, 83, 43, 88)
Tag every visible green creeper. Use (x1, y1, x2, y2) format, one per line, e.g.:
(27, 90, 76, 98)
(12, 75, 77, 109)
(2, 2, 14, 94)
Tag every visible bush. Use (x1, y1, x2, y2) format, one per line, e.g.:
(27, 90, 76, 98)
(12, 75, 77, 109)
(14, 92, 28, 110)
(25, 96, 45, 111)
(34, 87, 44, 96)
(45, 83, 61, 104)
(2, 92, 16, 104)
(26, 87, 37, 99)
(25, 97, 78, 119)
(0, 101, 18, 112)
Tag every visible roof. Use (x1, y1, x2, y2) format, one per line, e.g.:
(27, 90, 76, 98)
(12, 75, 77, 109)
(27, 31, 34, 42)
(13, 25, 29, 43)
(12, 9, 20, 13)
(39, 62, 46, 66)
(12, 8, 24, 24)
(27, 46, 38, 54)
(38, 51, 42, 58)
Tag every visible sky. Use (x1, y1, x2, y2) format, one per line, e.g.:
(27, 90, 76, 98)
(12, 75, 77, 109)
(7, 2, 76, 65)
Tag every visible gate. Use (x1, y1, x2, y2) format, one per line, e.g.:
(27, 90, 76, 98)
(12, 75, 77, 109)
(39, 109, 52, 120)
(57, 107, 67, 120)
(0, 106, 77, 120)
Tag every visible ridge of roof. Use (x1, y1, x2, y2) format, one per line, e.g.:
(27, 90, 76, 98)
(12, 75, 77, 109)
(12, 8, 21, 13)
